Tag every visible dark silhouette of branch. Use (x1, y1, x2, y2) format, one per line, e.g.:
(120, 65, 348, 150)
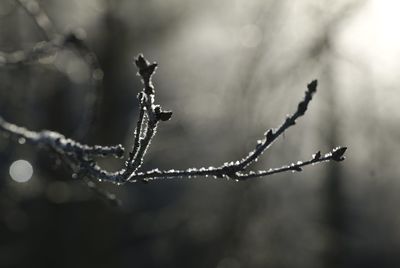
(0, 54, 347, 185)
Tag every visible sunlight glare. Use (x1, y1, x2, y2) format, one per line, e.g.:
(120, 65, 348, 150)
(339, 0, 400, 80)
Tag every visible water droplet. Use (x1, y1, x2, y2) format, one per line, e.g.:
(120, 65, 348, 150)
(18, 137, 26, 144)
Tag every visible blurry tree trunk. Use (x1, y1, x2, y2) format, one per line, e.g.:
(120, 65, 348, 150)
(321, 56, 347, 268)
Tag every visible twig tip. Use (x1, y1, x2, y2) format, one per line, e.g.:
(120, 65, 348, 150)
(331, 146, 347, 161)
(307, 80, 318, 92)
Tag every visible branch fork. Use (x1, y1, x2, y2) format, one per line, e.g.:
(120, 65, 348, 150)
(0, 54, 347, 185)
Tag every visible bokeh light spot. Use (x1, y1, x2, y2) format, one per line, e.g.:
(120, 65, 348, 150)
(9, 159, 33, 183)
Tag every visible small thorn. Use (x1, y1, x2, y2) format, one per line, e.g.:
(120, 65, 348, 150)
(292, 166, 302, 172)
(313, 151, 321, 160)
(265, 129, 274, 142)
(158, 111, 173, 121)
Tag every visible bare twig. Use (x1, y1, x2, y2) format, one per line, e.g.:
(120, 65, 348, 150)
(236, 80, 318, 170)
(122, 147, 346, 182)
(0, 54, 347, 186)
(0, 116, 124, 159)
(122, 55, 172, 179)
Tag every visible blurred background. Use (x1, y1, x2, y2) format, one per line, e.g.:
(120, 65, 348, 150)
(0, 0, 399, 267)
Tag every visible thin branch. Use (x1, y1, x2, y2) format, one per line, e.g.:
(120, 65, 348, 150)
(122, 55, 172, 178)
(237, 80, 318, 170)
(126, 93, 146, 165)
(235, 147, 347, 180)
(16, 0, 59, 41)
(123, 147, 347, 182)
(0, 116, 124, 159)
(0, 54, 347, 187)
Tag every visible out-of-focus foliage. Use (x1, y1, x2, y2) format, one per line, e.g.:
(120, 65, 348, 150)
(1, 0, 400, 267)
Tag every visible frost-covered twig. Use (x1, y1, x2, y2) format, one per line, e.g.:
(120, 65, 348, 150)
(0, 54, 347, 186)
(0, 115, 124, 159)
(123, 55, 172, 178)
(120, 147, 346, 182)
(237, 80, 318, 170)
(235, 147, 347, 180)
